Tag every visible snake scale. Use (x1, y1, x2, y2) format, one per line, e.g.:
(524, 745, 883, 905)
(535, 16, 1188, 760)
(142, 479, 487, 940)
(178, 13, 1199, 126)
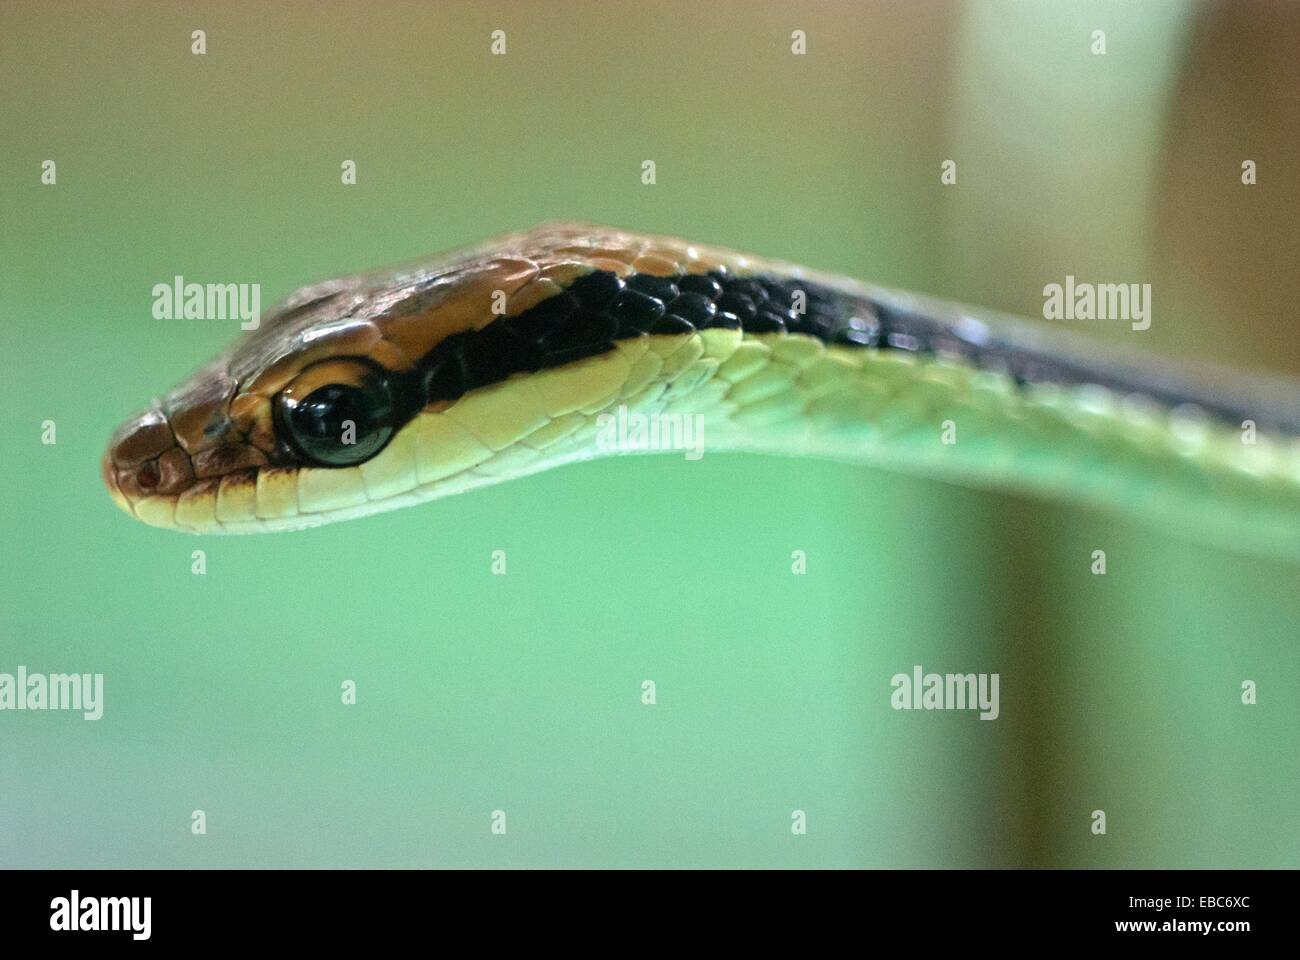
(102, 223, 1300, 560)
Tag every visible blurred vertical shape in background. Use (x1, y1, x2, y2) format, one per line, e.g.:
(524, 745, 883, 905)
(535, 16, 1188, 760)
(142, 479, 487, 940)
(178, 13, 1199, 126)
(943, 0, 1191, 869)
(1154, 0, 1300, 376)
(944, 0, 1194, 328)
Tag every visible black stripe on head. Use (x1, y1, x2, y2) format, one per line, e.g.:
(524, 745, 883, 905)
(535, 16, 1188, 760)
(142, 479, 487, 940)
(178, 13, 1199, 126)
(405, 269, 1289, 433)
(412, 269, 889, 405)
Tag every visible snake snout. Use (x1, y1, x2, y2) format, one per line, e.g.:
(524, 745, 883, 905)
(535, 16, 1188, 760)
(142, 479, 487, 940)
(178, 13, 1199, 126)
(102, 406, 196, 520)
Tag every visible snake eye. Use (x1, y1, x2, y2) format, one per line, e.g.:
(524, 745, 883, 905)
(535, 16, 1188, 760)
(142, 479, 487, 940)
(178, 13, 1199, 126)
(276, 359, 395, 466)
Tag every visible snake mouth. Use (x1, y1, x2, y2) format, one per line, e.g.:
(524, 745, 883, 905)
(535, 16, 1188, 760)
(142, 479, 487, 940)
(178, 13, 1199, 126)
(101, 448, 133, 519)
(102, 399, 273, 530)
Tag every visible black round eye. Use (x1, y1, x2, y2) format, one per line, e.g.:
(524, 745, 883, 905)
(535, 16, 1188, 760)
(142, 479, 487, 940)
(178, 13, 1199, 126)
(277, 361, 395, 466)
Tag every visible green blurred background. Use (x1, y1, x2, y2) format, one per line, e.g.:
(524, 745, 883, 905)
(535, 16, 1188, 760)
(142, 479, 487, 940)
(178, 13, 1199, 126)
(1, 1, 1296, 868)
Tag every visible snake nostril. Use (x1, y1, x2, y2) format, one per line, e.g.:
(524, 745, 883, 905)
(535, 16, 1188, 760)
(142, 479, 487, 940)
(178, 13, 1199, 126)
(137, 460, 161, 490)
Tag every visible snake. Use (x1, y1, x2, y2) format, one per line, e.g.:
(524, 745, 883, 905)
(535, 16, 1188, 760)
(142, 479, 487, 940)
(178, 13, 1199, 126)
(102, 222, 1300, 561)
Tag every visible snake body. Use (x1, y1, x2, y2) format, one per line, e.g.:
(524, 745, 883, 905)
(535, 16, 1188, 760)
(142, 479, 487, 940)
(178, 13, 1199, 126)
(103, 223, 1300, 559)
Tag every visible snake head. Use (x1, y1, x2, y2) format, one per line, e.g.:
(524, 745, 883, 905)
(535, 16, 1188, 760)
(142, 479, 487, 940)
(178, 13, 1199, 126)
(102, 223, 699, 533)
(102, 268, 392, 532)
